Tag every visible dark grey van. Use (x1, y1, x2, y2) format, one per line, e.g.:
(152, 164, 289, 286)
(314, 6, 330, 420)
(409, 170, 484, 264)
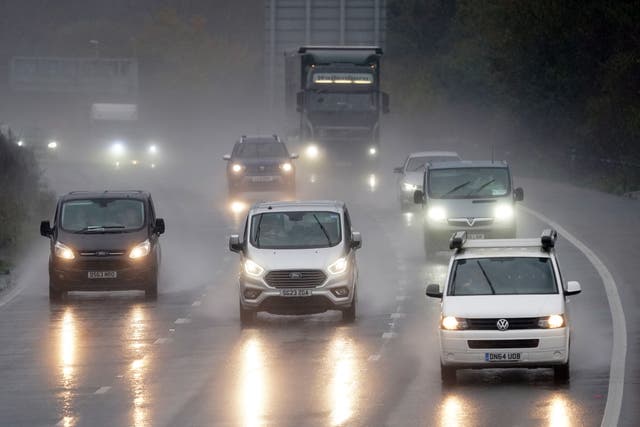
(40, 191, 165, 300)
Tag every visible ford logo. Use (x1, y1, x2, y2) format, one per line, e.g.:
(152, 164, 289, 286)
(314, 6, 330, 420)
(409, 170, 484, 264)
(289, 272, 303, 280)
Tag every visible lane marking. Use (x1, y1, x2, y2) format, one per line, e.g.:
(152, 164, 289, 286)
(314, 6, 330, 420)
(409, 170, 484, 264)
(154, 338, 171, 345)
(174, 318, 191, 325)
(56, 417, 75, 426)
(368, 354, 381, 362)
(391, 313, 406, 319)
(382, 332, 397, 339)
(191, 301, 202, 307)
(94, 386, 111, 395)
(522, 206, 627, 427)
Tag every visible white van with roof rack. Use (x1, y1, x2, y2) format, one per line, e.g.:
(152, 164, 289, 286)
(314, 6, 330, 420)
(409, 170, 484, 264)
(426, 230, 581, 384)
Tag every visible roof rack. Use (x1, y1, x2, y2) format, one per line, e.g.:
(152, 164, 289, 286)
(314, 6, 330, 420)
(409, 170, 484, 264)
(449, 229, 558, 252)
(68, 190, 144, 195)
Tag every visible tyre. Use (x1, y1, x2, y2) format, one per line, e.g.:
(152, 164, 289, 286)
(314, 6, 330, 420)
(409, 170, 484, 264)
(239, 301, 256, 326)
(49, 279, 65, 302)
(441, 363, 457, 385)
(145, 271, 158, 300)
(553, 361, 570, 384)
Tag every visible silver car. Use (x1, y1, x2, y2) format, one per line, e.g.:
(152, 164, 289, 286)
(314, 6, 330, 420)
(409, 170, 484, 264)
(229, 200, 361, 325)
(394, 151, 460, 210)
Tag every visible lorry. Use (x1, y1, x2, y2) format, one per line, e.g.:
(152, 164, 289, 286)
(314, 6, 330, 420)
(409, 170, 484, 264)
(285, 46, 389, 178)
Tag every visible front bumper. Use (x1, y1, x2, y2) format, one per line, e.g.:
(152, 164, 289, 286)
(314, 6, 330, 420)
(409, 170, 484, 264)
(440, 328, 569, 368)
(239, 273, 355, 315)
(50, 257, 155, 291)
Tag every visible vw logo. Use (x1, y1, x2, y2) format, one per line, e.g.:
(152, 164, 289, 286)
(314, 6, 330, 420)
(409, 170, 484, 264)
(96, 251, 108, 257)
(289, 272, 303, 280)
(466, 218, 476, 227)
(496, 319, 509, 331)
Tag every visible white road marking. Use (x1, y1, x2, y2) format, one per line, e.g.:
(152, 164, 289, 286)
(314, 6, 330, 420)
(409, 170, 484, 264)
(191, 301, 202, 307)
(56, 417, 74, 426)
(169, 328, 175, 332)
(154, 338, 171, 345)
(391, 313, 406, 319)
(395, 296, 406, 301)
(94, 386, 111, 395)
(368, 354, 381, 362)
(174, 318, 191, 325)
(382, 332, 397, 339)
(522, 206, 627, 427)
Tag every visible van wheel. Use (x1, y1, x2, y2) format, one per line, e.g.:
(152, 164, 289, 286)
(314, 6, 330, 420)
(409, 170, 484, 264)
(145, 272, 158, 300)
(49, 279, 65, 302)
(239, 301, 256, 327)
(441, 363, 457, 385)
(554, 361, 570, 384)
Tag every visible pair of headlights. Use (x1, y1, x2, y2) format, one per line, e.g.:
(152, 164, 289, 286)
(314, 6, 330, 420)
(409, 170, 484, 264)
(243, 257, 348, 278)
(440, 314, 565, 330)
(426, 204, 515, 222)
(231, 163, 293, 173)
(54, 240, 151, 261)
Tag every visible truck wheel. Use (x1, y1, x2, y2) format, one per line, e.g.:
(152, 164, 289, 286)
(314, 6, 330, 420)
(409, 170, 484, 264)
(553, 360, 570, 384)
(239, 301, 256, 327)
(145, 271, 158, 300)
(49, 279, 65, 302)
(441, 363, 457, 385)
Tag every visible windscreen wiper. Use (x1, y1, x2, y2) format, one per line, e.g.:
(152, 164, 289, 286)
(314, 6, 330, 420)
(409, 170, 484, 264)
(468, 179, 495, 196)
(312, 214, 333, 245)
(476, 260, 497, 295)
(443, 180, 472, 196)
(80, 225, 126, 233)
(254, 214, 264, 247)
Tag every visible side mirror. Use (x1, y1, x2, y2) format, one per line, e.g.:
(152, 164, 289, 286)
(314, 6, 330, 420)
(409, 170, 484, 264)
(350, 231, 362, 250)
(296, 91, 304, 112)
(154, 218, 166, 235)
(514, 187, 524, 202)
(565, 280, 582, 296)
(290, 153, 299, 160)
(229, 234, 243, 253)
(40, 220, 52, 237)
(413, 190, 425, 204)
(426, 284, 443, 298)
(382, 92, 390, 114)
(393, 166, 403, 174)
(223, 154, 231, 161)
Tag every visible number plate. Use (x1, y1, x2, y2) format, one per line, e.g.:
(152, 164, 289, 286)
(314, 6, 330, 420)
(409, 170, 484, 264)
(88, 271, 117, 279)
(250, 176, 275, 182)
(485, 352, 521, 362)
(468, 233, 485, 239)
(280, 289, 312, 297)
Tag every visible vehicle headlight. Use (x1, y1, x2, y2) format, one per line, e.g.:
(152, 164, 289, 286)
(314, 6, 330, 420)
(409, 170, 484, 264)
(111, 141, 126, 157)
(402, 182, 417, 192)
(244, 259, 264, 277)
(327, 257, 348, 275)
(538, 314, 565, 329)
(280, 162, 293, 172)
(427, 206, 447, 222)
(231, 163, 244, 173)
(47, 141, 58, 150)
(54, 242, 75, 260)
(441, 316, 468, 330)
(494, 204, 514, 221)
(129, 239, 151, 259)
(368, 146, 377, 156)
(148, 144, 158, 155)
(306, 144, 319, 159)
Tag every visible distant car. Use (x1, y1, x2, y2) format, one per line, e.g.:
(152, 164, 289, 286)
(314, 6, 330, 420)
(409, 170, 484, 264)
(40, 191, 165, 301)
(413, 160, 524, 256)
(393, 151, 460, 210)
(426, 230, 581, 384)
(105, 139, 161, 170)
(223, 135, 298, 196)
(229, 200, 361, 325)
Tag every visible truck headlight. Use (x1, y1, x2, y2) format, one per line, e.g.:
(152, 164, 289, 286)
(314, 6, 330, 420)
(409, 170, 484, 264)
(54, 242, 75, 260)
(427, 206, 447, 222)
(328, 257, 348, 275)
(111, 141, 126, 157)
(402, 182, 417, 192)
(538, 314, 565, 329)
(494, 204, 514, 221)
(280, 162, 293, 172)
(244, 259, 264, 277)
(441, 316, 468, 330)
(129, 239, 151, 259)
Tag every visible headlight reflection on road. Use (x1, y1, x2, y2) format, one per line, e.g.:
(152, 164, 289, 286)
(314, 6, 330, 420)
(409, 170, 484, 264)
(328, 333, 360, 427)
(127, 306, 149, 427)
(439, 395, 476, 427)
(536, 393, 574, 427)
(239, 337, 266, 427)
(403, 212, 414, 227)
(58, 309, 77, 427)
